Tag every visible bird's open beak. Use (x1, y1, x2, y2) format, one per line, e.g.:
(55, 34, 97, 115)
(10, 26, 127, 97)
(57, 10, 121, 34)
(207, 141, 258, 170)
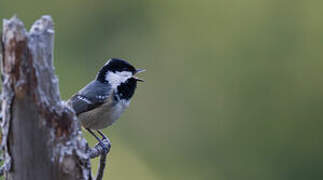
(135, 68, 146, 74)
(134, 77, 144, 82)
(134, 68, 145, 82)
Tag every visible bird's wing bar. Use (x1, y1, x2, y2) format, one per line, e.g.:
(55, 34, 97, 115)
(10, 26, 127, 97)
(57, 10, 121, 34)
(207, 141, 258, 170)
(68, 80, 111, 115)
(68, 95, 105, 115)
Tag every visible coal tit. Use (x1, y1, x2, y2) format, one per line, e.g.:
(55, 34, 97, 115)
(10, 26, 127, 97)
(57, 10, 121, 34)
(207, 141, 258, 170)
(67, 58, 144, 153)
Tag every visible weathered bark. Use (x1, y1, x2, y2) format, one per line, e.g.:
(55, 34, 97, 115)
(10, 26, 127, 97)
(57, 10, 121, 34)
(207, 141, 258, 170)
(0, 16, 94, 180)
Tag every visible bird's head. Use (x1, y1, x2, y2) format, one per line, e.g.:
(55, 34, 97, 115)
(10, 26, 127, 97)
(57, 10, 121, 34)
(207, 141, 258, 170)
(97, 58, 144, 89)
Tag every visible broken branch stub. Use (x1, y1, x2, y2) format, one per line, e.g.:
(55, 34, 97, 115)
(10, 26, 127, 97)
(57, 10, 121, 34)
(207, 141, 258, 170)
(1, 16, 92, 180)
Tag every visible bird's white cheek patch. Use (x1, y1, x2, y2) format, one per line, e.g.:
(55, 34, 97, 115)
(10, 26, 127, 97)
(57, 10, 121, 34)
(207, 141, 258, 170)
(105, 71, 132, 89)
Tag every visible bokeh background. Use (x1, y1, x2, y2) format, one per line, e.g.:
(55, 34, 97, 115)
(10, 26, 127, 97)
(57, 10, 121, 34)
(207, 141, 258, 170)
(1, 0, 323, 179)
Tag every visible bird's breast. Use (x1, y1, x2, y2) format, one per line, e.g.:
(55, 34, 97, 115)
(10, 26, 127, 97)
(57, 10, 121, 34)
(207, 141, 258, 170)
(78, 100, 130, 130)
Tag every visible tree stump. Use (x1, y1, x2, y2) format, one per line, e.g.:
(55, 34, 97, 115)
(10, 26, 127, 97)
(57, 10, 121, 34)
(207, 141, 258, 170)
(0, 16, 105, 180)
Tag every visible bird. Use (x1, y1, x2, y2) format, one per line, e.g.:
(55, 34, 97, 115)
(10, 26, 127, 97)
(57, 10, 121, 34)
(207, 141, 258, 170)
(67, 58, 144, 153)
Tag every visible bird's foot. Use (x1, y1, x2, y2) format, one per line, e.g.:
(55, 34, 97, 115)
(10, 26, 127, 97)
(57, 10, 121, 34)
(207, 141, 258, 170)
(86, 128, 111, 155)
(96, 130, 110, 153)
(97, 137, 111, 154)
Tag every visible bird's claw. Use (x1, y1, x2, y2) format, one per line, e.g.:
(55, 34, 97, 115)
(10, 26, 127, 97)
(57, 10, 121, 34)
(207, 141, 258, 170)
(97, 138, 111, 154)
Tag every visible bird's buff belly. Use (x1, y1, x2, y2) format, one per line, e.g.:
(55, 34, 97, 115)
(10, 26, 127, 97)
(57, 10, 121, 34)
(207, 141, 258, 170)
(78, 102, 127, 130)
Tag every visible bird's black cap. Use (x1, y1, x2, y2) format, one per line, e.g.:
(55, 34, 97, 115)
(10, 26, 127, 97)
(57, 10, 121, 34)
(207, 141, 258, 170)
(105, 58, 136, 73)
(96, 58, 136, 82)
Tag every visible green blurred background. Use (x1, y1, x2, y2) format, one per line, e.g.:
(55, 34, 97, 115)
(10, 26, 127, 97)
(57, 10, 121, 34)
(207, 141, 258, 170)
(1, 0, 323, 179)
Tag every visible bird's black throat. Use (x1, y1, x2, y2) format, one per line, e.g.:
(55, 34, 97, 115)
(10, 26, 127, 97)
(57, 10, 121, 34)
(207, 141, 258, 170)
(115, 78, 137, 100)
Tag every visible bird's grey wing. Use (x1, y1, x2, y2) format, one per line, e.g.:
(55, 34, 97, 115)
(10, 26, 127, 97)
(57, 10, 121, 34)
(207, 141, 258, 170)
(68, 94, 100, 115)
(68, 81, 112, 115)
